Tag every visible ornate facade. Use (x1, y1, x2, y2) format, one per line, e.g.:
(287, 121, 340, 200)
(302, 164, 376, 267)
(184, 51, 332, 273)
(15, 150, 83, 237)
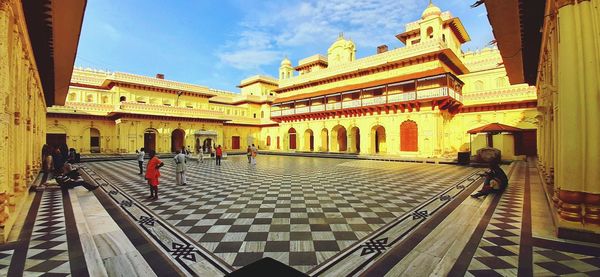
(262, 3, 537, 158)
(0, 0, 85, 241)
(47, 3, 538, 161)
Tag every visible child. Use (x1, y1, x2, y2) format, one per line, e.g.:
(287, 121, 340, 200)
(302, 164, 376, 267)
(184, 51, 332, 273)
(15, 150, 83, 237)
(145, 150, 164, 200)
(216, 145, 223, 166)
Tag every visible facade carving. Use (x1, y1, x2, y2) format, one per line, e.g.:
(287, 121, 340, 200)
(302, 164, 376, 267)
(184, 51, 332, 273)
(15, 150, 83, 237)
(0, 0, 48, 242)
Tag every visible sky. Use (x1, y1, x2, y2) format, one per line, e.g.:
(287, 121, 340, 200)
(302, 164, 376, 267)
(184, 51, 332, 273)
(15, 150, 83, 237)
(74, 0, 494, 93)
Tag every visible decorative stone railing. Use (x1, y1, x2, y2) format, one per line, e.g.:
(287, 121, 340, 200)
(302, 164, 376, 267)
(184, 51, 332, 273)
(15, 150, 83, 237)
(64, 102, 115, 111)
(462, 85, 536, 105)
(119, 102, 225, 118)
(361, 96, 386, 107)
(342, 100, 361, 109)
(326, 102, 342, 110)
(295, 106, 310, 114)
(388, 92, 416, 103)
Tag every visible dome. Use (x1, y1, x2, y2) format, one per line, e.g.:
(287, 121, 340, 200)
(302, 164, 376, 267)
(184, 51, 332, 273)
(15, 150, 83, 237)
(421, 2, 441, 20)
(280, 57, 292, 67)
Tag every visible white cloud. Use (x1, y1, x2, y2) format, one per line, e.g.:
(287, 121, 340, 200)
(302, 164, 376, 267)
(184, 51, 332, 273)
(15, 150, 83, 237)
(216, 0, 423, 72)
(217, 49, 282, 70)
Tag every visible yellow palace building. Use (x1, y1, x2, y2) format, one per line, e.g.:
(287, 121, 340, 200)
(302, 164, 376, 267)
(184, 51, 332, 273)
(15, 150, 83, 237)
(48, 3, 538, 160)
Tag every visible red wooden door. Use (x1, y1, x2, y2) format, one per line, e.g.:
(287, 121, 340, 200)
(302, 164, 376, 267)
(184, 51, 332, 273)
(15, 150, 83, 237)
(232, 136, 240, 149)
(144, 132, 156, 152)
(515, 130, 537, 156)
(400, 121, 418, 152)
(289, 134, 296, 149)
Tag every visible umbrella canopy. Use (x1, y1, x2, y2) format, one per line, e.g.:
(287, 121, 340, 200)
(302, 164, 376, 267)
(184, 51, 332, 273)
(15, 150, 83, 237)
(467, 123, 523, 134)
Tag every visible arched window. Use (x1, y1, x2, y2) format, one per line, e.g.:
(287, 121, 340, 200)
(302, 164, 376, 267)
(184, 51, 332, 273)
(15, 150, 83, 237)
(427, 27, 434, 39)
(68, 93, 76, 102)
(253, 113, 256, 118)
(101, 96, 109, 104)
(119, 96, 126, 102)
(86, 94, 94, 103)
(400, 120, 418, 152)
(442, 34, 446, 42)
(266, 136, 271, 146)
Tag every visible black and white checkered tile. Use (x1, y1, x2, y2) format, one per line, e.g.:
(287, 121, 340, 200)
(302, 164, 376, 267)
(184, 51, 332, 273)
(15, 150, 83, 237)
(85, 155, 479, 273)
(23, 189, 71, 276)
(467, 166, 523, 276)
(533, 247, 600, 275)
(0, 249, 14, 275)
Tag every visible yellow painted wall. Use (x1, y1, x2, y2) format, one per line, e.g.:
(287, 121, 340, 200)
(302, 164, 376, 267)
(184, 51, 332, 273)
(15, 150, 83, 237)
(0, 0, 48, 242)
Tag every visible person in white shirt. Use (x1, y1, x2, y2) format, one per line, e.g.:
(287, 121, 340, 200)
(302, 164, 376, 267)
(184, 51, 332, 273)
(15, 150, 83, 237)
(136, 148, 145, 175)
(250, 144, 258, 165)
(174, 149, 187, 185)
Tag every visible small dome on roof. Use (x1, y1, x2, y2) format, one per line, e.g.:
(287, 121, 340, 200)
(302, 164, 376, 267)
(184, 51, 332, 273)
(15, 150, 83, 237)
(280, 57, 292, 67)
(421, 2, 441, 20)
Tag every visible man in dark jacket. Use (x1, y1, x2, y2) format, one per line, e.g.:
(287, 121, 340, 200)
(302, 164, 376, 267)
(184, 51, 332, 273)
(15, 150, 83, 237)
(471, 162, 508, 198)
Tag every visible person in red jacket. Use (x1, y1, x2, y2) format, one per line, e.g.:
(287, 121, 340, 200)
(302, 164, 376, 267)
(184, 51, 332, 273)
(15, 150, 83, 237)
(215, 145, 223, 166)
(145, 150, 164, 200)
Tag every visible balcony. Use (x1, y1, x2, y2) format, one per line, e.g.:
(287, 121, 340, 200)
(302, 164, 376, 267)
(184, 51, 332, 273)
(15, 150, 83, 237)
(270, 73, 464, 121)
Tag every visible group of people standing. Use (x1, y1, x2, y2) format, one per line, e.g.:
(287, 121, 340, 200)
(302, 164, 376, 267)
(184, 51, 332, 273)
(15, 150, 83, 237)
(137, 145, 224, 200)
(246, 144, 258, 165)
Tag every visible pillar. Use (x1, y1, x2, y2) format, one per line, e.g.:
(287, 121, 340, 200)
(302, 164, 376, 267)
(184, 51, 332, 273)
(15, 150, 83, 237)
(555, 0, 600, 228)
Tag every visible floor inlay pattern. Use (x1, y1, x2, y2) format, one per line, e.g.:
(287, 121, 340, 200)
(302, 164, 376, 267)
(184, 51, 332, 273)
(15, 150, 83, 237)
(23, 189, 71, 276)
(533, 247, 600, 276)
(83, 155, 479, 273)
(466, 165, 524, 276)
(0, 249, 14, 275)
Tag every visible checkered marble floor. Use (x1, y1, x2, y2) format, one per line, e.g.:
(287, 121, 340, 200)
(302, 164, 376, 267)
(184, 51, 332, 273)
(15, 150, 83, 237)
(85, 155, 478, 272)
(24, 189, 71, 276)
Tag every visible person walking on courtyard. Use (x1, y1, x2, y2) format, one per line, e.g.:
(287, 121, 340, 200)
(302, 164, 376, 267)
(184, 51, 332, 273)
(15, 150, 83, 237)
(145, 150, 164, 200)
(250, 144, 258, 165)
(471, 162, 508, 198)
(215, 145, 223, 166)
(174, 149, 187, 185)
(136, 147, 145, 175)
(196, 147, 204, 164)
(246, 146, 252, 163)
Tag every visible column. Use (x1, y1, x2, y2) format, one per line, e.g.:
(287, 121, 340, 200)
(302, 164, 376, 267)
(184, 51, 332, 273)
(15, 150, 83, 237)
(555, 0, 600, 226)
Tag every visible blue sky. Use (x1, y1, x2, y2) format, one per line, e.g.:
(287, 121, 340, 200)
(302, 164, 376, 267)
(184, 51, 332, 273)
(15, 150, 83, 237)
(74, 0, 493, 93)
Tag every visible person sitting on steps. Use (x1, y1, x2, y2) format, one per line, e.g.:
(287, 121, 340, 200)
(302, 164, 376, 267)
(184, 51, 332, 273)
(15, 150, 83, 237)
(471, 161, 508, 198)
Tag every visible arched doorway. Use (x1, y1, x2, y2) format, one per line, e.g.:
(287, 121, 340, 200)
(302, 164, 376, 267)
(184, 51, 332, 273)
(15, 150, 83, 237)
(304, 129, 314, 151)
(349, 127, 360, 153)
(321, 129, 329, 152)
(288, 128, 297, 150)
(371, 125, 387, 154)
(171, 129, 185, 153)
(90, 128, 101, 153)
(202, 138, 213, 153)
(144, 129, 158, 152)
(331, 125, 347, 152)
(401, 120, 418, 152)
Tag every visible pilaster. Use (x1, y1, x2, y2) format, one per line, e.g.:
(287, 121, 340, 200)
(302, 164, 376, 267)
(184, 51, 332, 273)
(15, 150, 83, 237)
(554, 0, 600, 231)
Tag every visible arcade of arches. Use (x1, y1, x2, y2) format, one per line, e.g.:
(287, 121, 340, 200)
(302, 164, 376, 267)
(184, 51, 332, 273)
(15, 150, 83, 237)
(262, 120, 425, 155)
